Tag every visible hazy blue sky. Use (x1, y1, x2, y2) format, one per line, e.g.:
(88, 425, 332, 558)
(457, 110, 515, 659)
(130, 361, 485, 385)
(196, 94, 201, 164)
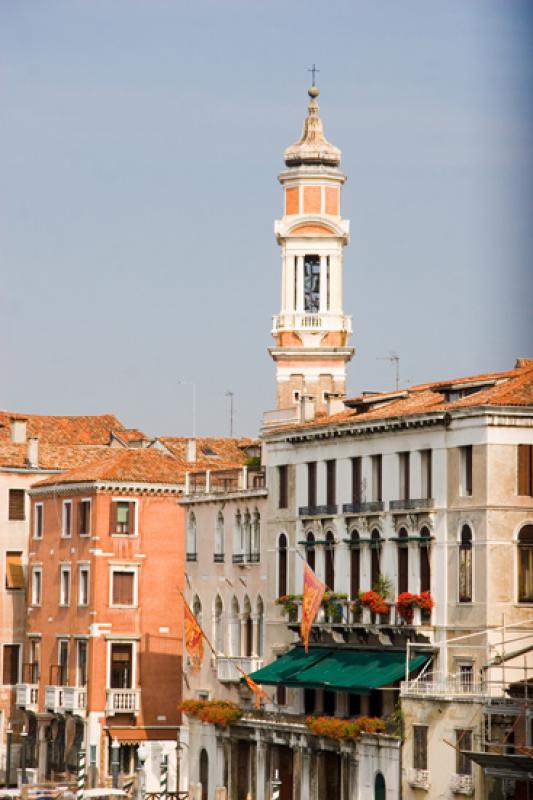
(1, 1, 532, 437)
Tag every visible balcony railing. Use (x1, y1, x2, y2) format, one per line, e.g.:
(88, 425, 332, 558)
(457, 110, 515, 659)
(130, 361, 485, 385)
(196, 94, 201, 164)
(63, 686, 87, 715)
(213, 553, 225, 563)
(298, 504, 337, 517)
(232, 553, 260, 565)
(186, 467, 266, 496)
(389, 498, 434, 512)
(450, 774, 474, 796)
(45, 685, 65, 712)
(216, 657, 263, 683)
(16, 683, 39, 711)
(106, 688, 141, 715)
(342, 501, 385, 514)
(272, 313, 352, 334)
(401, 672, 487, 700)
(408, 769, 430, 790)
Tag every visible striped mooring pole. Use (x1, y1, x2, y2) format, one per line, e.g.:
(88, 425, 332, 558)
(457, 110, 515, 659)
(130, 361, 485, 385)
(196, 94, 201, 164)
(271, 768, 281, 800)
(77, 749, 86, 800)
(160, 754, 168, 800)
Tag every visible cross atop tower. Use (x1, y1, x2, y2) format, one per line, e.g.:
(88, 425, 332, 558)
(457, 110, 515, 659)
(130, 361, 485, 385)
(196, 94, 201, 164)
(307, 63, 320, 86)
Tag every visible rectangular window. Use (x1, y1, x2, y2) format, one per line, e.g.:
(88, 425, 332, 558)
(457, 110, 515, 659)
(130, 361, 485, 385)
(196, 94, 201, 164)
(78, 566, 89, 606)
(34, 503, 43, 539)
(458, 663, 474, 691)
(413, 725, 428, 770)
(460, 446, 473, 496)
(31, 566, 42, 606)
(421, 449, 432, 499)
(307, 462, 317, 507)
(278, 465, 288, 509)
(371, 455, 383, 502)
(77, 640, 88, 687)
(111, 570, 135, 607)
(399, 452, 410, 501)
(2, 644, 20, 685)
(456, 730, 472, 776)
(5, 552, 24, 590)
(58, 640, 69, 686)
(111, 501, 136, 535)
(110, 643, 133, 689)
(59, 565, 71, 606)
(326, 460, 336, 506)
(78, 500, 91, 536)
(303, 254, 320, 313)
(28, 640, 40, 683)
(518, 445, 533, 497)
(8, 489, 25, 521)
(351, 457, 362, 504)
(62, 501, 72, 537)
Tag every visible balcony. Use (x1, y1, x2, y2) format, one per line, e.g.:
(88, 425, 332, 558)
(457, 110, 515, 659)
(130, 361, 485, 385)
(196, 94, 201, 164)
(45, 685, 66, 713)
(298, 505, 337, 517)
(63, 687, 87, 716)
(389, 498, 434, 512)
(185, 467, 266, 496)
(106, 688, 141, 715)
(401, 672, 486, 701)
(16, 683, 39, 711)
(213, 553, 225, 563)
(450, 774, 474, 796)
(272, 312, 352, 335)
(408, 769, 430, 790)
(216, 657, 263, 683)
(342, 501, 385, 515)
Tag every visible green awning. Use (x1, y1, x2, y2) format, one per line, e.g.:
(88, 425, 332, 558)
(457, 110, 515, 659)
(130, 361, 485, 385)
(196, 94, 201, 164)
(248, 647, 427, 693)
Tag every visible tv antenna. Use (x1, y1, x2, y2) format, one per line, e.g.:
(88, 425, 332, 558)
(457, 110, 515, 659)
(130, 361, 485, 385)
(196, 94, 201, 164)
(377, 352, 400, 390)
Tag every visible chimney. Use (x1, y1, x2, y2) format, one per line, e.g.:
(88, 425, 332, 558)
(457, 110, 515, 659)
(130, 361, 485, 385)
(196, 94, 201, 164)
(11, 418, 27, 443)
(27, 437, 39, 469)
(185, 439, 196, 463)
(325, 393, 346, 416)
(301, 395, 316, 422)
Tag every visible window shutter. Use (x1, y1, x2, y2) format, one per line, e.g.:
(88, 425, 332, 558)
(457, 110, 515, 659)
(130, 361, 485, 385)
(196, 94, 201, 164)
(518, 445, 532, 496)
(8, 490, 25, 521)
(113, 572, 134, 605)
(2, 645, 19, 685)
(127, 502, 135, 534)
(6, 553, 24, 589)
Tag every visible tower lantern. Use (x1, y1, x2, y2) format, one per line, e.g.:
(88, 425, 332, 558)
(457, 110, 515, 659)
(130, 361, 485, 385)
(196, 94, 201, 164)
(269, 83, 354, 414)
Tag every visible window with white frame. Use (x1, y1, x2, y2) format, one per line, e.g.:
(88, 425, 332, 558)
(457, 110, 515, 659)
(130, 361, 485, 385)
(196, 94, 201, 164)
(109, 642, 134, 689)
(31, 566, 42, 606)
(62, 500, 72, 537)
(58, 639, 69, 685)
(78, 499, 91, 536)
(77, 640, 88, 687)
(59, 565, 71, 606)
(186, 511, 197, 560)
(78, 565, 89, 606)
(110, 567, 137, 607)
(111, 500, 137, 535)
(214, 511, 224, 560)
(34, 503, 43, 539)
(460, 446, 473, 497)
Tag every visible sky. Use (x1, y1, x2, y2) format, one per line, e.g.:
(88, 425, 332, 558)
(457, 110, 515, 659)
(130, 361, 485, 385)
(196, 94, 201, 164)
(1, 1, 532, 437)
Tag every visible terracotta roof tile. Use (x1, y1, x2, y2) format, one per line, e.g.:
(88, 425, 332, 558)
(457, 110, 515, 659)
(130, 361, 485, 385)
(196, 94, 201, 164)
(0, 412, 137, 446)
(157, 437, 257, 471)
(34, 449, 184, 487)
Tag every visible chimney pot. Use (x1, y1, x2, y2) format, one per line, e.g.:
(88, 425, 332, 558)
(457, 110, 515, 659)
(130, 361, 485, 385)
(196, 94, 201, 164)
(27, 437, 39, 469)
(186, 439, 196, 463)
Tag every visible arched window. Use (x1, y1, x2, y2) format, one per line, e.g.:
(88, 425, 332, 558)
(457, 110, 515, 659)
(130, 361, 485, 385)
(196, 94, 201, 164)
(306, 531, 316, 571)
(371, 529, 382, 589)
(192, 595, 202, 627)
(243, 511, 251, 558)
(215, 512, 224, 559)
(325, 531, 335, 590)
(256, 596, 264, 658)
(278, 534, 288, 596)
(187, 512, 197, 559)
(459, 525, 473, 603)
(233, 511, 242, 556)
(251, 511, 260, 559)
(420, 526, 431, 593)
(397, 527, 409, 595)
(518, 525, 533, 603)
(374, 772, 386, 800)
(350, 530, 360, 600)
(214, 595, 224, 653)
(243, 596, 253, 657)
(229, 596, 241, 656)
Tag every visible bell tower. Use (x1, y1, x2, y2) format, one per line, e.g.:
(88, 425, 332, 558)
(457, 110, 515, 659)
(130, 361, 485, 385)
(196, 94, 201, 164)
(269, 82, 354, 414)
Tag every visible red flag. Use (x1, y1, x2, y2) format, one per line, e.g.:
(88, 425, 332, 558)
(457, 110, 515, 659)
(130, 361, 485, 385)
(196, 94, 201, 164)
(235, 664, 269, 709)
(301, 562, 325, 652)
(184, 601, 204, 672)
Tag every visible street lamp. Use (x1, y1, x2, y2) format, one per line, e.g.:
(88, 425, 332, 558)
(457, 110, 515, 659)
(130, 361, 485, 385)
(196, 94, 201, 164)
(111, 739, 120, 789)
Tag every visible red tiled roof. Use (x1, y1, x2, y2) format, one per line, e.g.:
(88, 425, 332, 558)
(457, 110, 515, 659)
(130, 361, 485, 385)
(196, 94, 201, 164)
(34, 449, 185, 487)
(0, 412, 133, 445)
(157, 437, 256, 471)
(272, 359, 533, 434)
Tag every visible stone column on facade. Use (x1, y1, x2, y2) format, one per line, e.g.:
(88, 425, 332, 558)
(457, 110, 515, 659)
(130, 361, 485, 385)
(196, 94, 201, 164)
(319, 256, 327, 313)
(240, 614, 248, 659)
(251, 614, 259, 658)
(299, 745, 311, 800)
(255, 738, 266, 800)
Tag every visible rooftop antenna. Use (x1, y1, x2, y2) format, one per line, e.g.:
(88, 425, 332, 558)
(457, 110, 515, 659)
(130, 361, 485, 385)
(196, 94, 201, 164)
(308, 63, 320, 86)
(377, 352, 400, 390)
(225, 391, 234, 438)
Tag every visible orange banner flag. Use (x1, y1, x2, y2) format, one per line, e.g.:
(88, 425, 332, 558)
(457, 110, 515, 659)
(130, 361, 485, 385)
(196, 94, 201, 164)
(184, 601, 204, 672)
(235, 664, 269, 709)
(301, 562, 326, 653)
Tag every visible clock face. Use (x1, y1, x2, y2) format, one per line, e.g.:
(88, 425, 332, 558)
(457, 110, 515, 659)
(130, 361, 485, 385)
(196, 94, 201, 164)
(304, 254, 320, 313)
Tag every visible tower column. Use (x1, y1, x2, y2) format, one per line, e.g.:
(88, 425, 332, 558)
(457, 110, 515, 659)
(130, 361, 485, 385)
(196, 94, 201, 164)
(296, 255, 304, 313)
(319, 255, 327, 313)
